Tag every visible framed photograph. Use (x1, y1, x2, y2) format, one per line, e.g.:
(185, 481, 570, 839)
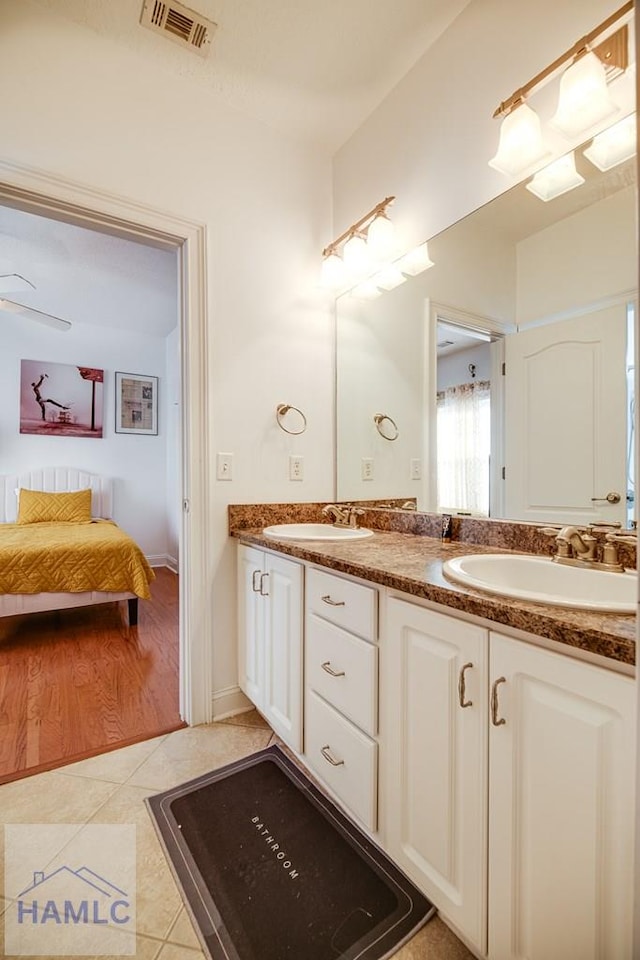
(20, 359, 104, 438)
(115, 372, 158, 436)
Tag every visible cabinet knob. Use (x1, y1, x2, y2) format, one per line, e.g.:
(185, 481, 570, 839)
(458, 662, 473, 708)
(321, 744, 345, 767)
(491, 677, 507, 726)
(321, 594, 345, 607)
(321, 661, 346, 678)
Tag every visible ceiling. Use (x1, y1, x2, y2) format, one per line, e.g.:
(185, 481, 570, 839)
(29, 0, 472, 152)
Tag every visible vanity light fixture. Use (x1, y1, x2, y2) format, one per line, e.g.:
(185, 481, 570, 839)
(321, 196, 396, 290)
(490, 1, 632, 179)
(583, 112, 637, 170)
(372, 264, 406, 291)
(526, 151, 585, 202)
(395, 241, 434, 276)
(350, 279, 383, 300)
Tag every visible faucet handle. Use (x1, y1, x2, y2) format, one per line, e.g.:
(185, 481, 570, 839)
(537, 526, 562, 537)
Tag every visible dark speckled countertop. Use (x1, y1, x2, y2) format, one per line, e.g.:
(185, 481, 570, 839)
(230, 505, 636, 669)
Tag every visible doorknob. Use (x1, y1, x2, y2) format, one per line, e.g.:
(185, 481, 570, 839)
(590, 492, 621, 504)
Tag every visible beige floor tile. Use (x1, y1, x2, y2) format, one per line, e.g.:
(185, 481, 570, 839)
(59, 734, 169, 784)
(217, 708, 271, 730)
(126, 722, 273, 792)
(167, 906, 202, 951)
(155, 943, 205, 960)
(393, 915, 476, 959)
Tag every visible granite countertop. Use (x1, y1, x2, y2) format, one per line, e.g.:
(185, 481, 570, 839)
(232, 526, 636, 668)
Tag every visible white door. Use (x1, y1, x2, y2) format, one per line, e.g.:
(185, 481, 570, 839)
(237, 544, 265, 710)
(383, 598, 489, 953)
(262, 553, 303, 752)
(504, 304, 628, 524)
(488, 632, 635, 960)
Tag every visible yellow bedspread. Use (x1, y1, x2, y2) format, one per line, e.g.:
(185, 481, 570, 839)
(0, 520, 155, 599)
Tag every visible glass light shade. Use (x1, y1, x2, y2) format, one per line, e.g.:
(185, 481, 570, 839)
(342, 233, 370, 275)
(583, 113, 637, 171)
(372, 265, 406, 291)
(350, 279, 383, 300)
(550, 51, 618, 139)
(366, 213, 397, 260)
(489, 102, 549, 177)
(525, 152, 585, 202)
(320, 252, 346, 290)
(396, 242, 434, 276)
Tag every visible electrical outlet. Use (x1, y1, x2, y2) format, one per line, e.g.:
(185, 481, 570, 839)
(410, 458, 422, 480)
(216, 452, 234, 480)
(289, 455, 304, 481)
(361, 458, 374, 481)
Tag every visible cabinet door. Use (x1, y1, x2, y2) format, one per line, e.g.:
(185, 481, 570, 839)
(237, 544, 265, 710)
(489, 633, 635, 960)
(383, 598, 489, 953)
(262, 553, 303, 752)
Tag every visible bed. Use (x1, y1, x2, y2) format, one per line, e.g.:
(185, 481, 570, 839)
(0, 468, 154, 626)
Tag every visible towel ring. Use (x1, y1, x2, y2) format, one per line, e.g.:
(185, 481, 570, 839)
(374, 413, 399, 441)
(276, 403, 307, 436)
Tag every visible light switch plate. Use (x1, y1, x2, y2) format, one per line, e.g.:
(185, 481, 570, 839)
(410, 458, 422, 480)
(216, 452, 233, 480)
(361, 458, 374, 480)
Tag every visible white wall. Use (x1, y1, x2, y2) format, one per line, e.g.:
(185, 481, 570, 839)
(0, 0, 332, 711)
(0, 313, 170, 557)
(438, 342, 491, 391)
(165, 326, 180, 569)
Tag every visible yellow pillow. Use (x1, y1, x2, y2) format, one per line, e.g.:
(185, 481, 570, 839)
(17, 488, 92, 524)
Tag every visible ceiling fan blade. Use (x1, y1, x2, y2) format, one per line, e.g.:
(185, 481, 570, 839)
(0, 273, 36, 293)
(0, 298, 71, 331)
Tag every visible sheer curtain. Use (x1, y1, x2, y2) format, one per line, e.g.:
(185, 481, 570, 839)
(437, 380, 491, 515)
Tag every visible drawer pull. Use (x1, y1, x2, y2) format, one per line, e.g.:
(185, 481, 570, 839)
(259, 572, 269, 596)
(251, 570, 262, 593)
(321, 745, 345, 767)
(458, 662, 473, 708)
(321, 660, 346, 678)
(491, 677, 507, 726)
(321, 594, 345, 607)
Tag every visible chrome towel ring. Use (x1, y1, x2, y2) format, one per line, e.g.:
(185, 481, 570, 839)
(276, 403, 307, 435)
(374, 413, 399, 441)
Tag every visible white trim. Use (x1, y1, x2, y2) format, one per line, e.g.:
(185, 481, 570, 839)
(0, 157, 212, 726)
(212, 685, 253, 720)
(146, 554, 179, 571)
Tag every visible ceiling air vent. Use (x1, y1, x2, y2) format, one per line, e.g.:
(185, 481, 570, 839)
(140, 0, 217, 57)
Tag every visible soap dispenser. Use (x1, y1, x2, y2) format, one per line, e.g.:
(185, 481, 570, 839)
(441, 514, 452, 544)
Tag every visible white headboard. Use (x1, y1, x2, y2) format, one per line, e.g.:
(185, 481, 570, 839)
(0, 468, 113, 523)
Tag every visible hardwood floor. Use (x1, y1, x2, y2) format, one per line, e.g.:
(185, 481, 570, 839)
(0, 567, 185, 783)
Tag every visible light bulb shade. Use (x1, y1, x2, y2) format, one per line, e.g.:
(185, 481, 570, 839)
(366, 213, 397, 260)
(396, 242, 434, 276)
(372, 265, 406, 291)
(550, 51, 618, 139)
(351, 279, 383, 300)
(525, 152, 585, 202)
(320, 252, 346, 290)
(489, 102, 549, 177)
(583, 113, 637, 171)
(342, 233, 370, 275)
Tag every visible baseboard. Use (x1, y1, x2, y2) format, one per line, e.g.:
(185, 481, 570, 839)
(147, 554, 179, 572)
(212, 685, 253, 720)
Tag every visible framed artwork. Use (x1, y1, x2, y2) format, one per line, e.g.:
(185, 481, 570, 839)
(115, 372, 159, 436)
(20, 359, 104, 438)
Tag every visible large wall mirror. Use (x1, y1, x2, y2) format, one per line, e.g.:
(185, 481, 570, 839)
(336, 121, 637, 527)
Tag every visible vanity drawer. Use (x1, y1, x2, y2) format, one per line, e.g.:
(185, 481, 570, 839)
(306, 567, 377, 641)
(305, 689, 377, 831)
(306, 614, 378, 736)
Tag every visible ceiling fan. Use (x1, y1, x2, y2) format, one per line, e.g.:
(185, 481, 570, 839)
(0, 274, 71, 331)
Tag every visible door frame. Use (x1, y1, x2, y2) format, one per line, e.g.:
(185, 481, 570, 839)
(0, 157, 212, 725)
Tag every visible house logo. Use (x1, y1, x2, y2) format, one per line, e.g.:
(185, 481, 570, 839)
(4, 823, 136, 956)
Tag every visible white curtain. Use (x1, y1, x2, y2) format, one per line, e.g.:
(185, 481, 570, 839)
(437, 380, 491, 515)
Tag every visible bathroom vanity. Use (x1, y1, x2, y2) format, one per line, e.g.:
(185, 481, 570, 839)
(233, 510, 635, 960)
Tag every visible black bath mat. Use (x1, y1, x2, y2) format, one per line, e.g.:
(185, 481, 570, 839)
(146, 745, 435, 960)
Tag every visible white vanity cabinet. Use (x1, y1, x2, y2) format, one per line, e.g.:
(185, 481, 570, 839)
(303, 567, 379, 831)
(382, 596, 636, 959)
(383, 596, 489, 953)
(237, 544, 303, 752)
(488, 631, 635, 960)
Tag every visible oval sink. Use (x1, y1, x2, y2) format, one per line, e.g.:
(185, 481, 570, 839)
(263, 523, 374, 542)
(443, 554, 637, 613)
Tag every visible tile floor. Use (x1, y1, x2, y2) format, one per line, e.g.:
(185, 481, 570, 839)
(0, 712, 475, 959)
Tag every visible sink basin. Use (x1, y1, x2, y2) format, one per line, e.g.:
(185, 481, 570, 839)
(263, 523, 374, 542)
(443, 554, 637, 613)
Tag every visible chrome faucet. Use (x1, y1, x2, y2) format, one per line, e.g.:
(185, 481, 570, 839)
(322, 503, 365, 529)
